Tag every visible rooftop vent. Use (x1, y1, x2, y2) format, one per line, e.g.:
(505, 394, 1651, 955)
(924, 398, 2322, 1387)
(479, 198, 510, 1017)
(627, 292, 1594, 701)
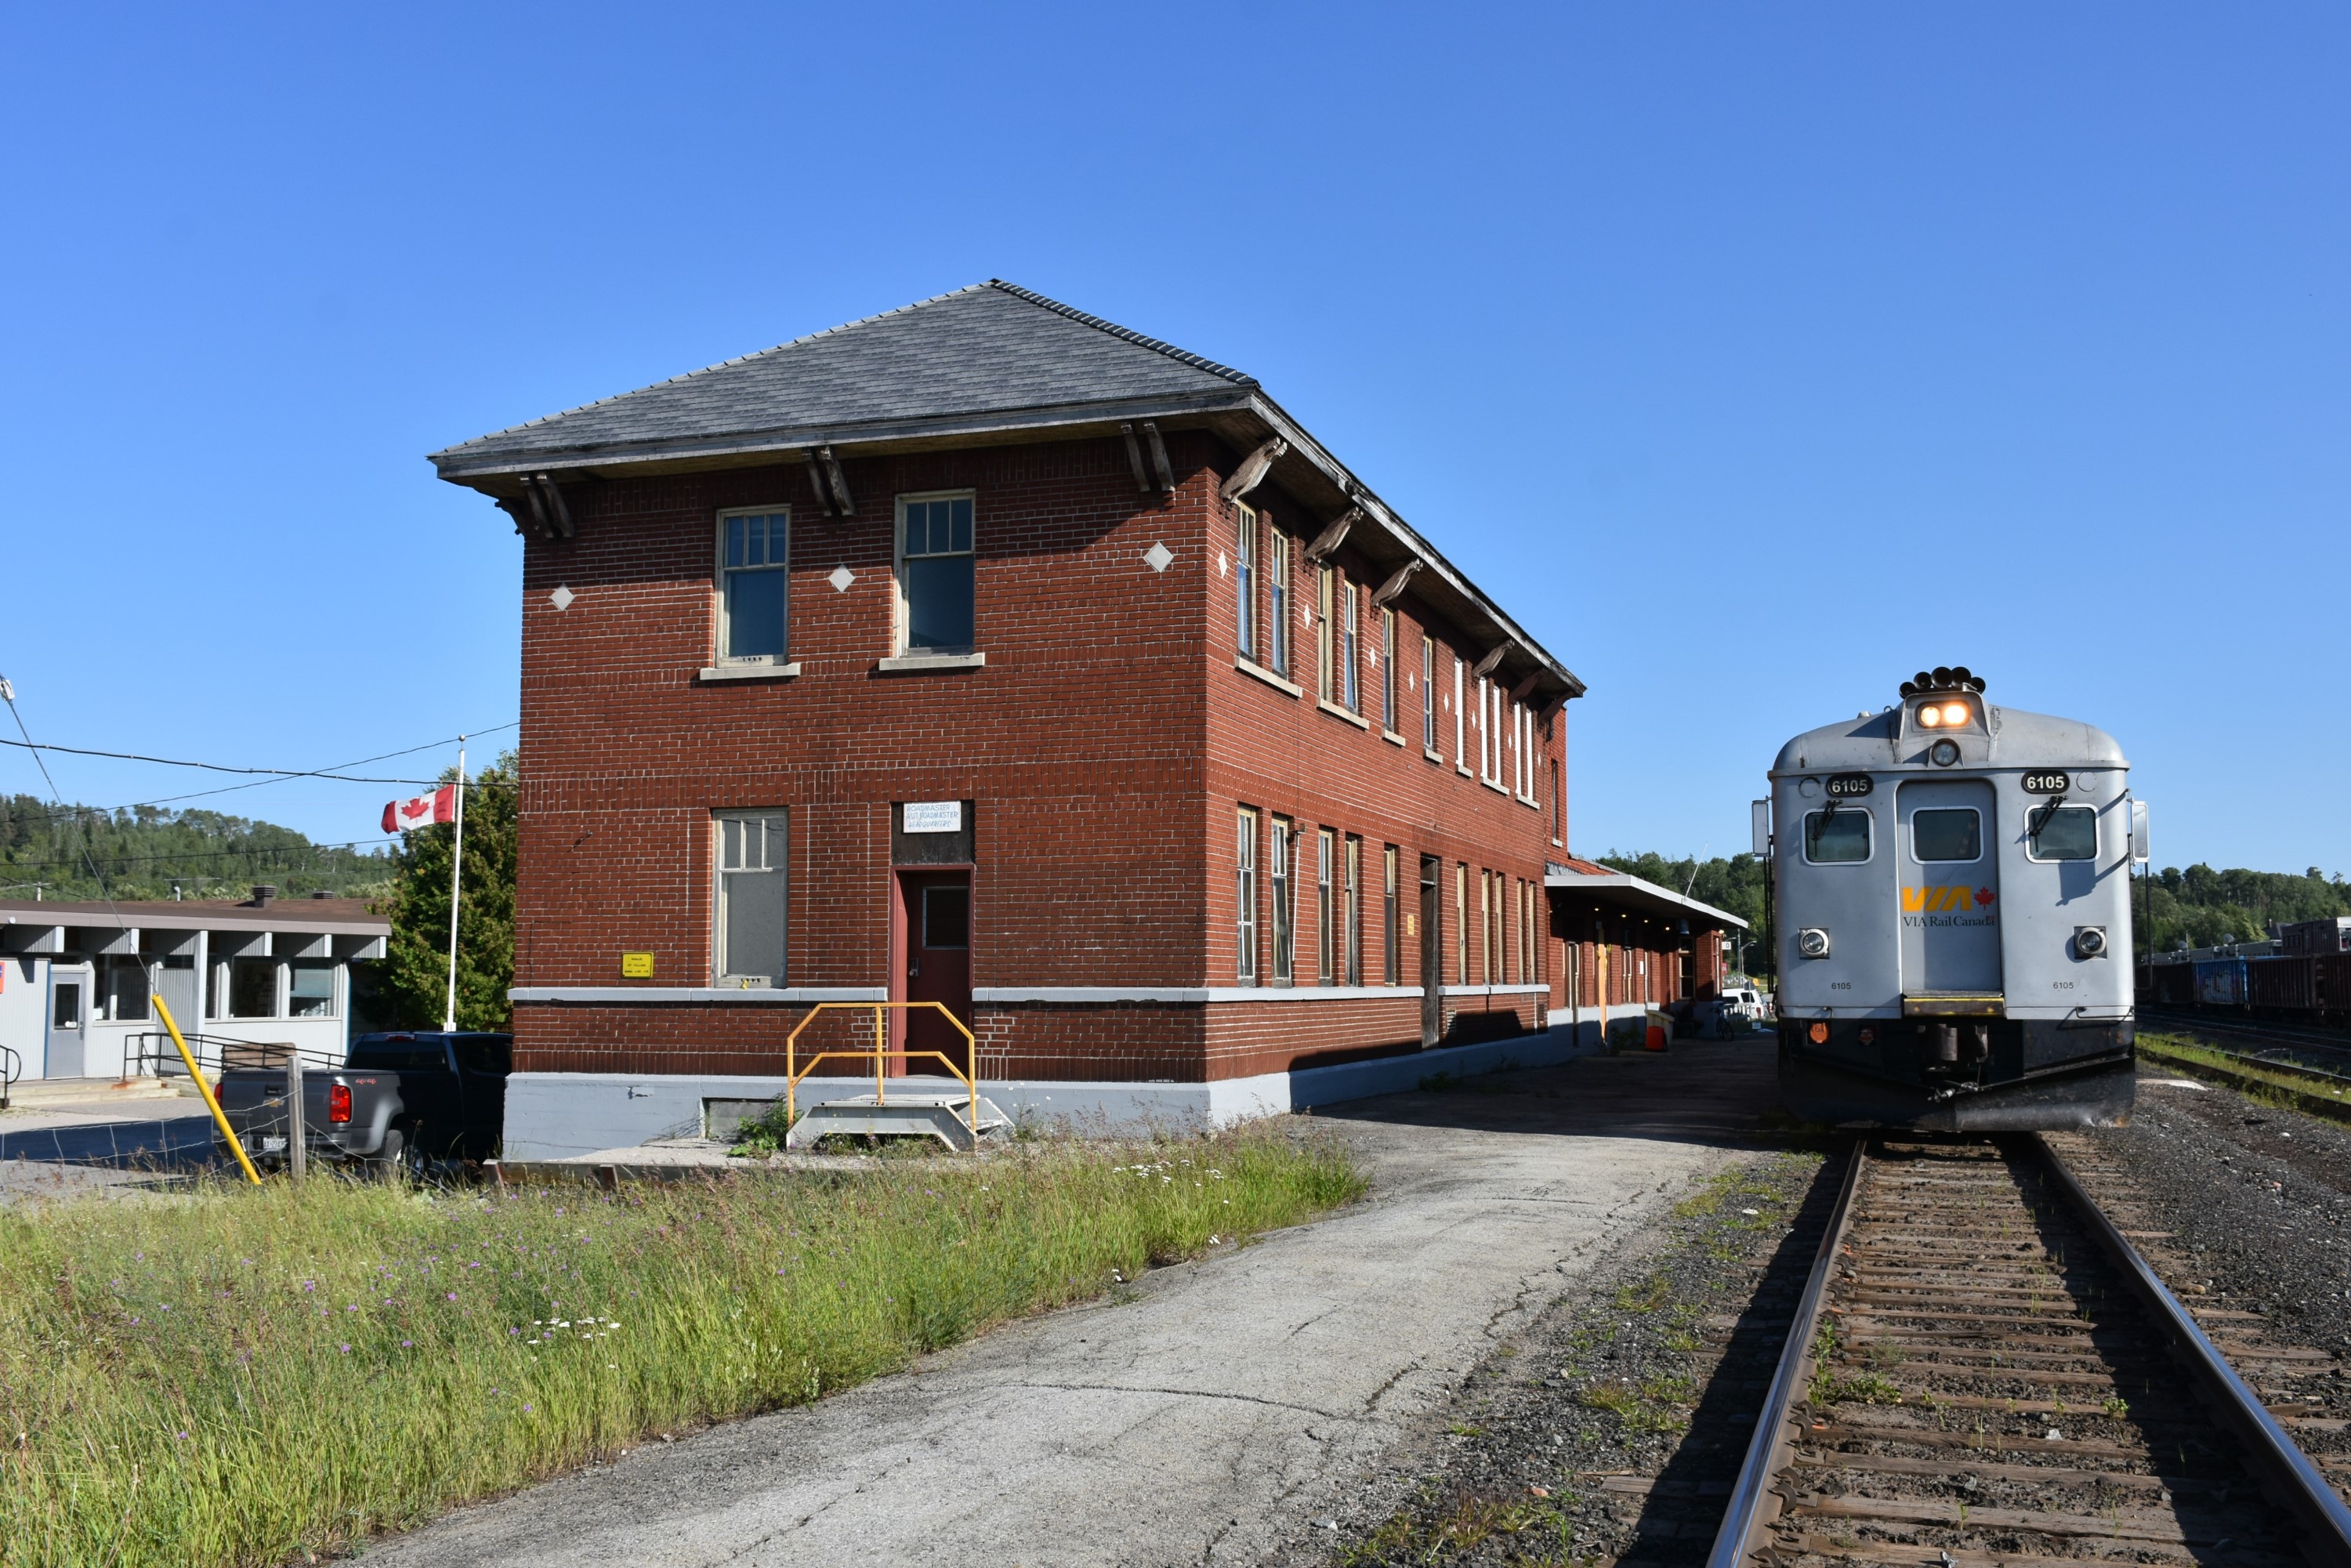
(250, 884, 277, 907)
(1898, 665, 1987, 699)
(311, 889, 335, 900)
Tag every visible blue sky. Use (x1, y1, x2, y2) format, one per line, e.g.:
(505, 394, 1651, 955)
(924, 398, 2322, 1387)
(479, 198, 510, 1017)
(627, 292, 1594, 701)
(3, 3, 2343, 878)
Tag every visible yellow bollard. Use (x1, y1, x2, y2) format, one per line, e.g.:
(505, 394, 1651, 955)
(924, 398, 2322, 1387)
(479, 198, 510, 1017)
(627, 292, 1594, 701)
(153, 994, 262, 1186)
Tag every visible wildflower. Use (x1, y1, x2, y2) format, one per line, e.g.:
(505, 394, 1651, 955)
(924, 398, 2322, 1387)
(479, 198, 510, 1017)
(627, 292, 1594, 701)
(176, 1431, 188, 1440)
(401, 1340, 413, 1348)
(339, 1345, 351, 1354)
(348, 1305, 359, 1313)
(510, 1328, 520, 1336)
(523, 1403, 534, 1413)
(447, 1293, 458, 1302)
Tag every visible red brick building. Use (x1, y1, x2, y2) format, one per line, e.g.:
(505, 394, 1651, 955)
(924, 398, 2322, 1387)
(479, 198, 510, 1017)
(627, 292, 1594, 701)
(430, 283, 1740, 1157)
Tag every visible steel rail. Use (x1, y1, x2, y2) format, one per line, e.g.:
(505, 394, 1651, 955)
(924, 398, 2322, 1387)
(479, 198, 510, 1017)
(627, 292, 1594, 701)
(1703, 1139, 1867, 1568)
(2034, 1133, 2351, 1563)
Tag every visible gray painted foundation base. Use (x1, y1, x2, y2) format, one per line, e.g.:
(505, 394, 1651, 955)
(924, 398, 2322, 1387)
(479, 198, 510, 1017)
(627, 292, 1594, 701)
(500, 1004, 1657, 1162)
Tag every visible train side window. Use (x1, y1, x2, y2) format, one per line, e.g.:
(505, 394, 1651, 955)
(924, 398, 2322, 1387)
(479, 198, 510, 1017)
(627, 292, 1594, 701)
(1802, 809, 1871, 864)
(2028, 804, 2097, 861)
(1911, 808, 1981, 862)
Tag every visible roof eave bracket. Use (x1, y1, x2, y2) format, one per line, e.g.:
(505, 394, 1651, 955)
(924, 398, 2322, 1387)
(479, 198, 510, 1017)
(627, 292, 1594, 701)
(1304, 505, 1361, 563)
(1218, 436, 1288, 504)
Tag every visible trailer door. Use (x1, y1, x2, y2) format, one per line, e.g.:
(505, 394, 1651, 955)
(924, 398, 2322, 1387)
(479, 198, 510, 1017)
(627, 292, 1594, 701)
(1897, 780, 2002, 998)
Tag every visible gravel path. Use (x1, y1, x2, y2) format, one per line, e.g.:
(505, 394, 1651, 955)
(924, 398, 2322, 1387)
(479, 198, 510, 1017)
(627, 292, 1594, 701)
(1283, 1143, 1837, 1567)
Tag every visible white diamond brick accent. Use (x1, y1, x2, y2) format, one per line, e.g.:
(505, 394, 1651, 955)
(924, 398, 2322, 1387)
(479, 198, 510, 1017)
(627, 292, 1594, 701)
(828, 565, 856, 593)
(1143, 542, 1173, 574)
(549, 585, 574, 611)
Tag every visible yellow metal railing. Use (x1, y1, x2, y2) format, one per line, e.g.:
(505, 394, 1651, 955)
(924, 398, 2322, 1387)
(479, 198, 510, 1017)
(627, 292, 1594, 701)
(783, 1001, 978, 1146)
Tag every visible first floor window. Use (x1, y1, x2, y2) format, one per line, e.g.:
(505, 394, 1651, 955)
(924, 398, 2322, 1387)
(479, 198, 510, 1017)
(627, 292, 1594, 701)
(1480, 869, 1495, 985)
(229, 958, 277, 1019)
(1454, 863, 1469, 986)
(717, 508, 790, 661)
(897, 493, 976, 653)
(715, 810, 788, 983)
(289, 961, 336, 1018)
(1382, 845, 1400, 985)
(1317, 829, 1335, 984)
(102, 955, 152, 1022)
(1271, 817, 1295, 985)
(1344, 835, 1362, 986)
(1236, 809, 1259, 984)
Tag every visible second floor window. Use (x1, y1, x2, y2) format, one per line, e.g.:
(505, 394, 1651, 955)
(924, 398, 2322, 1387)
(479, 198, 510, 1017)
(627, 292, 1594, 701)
(1422, 637, 1436, 750)
(897, 493, 975, 654)
(718, 509, 789, 661)
(1317, 567, 1335, 704)
(1453, 657, 1466, 769)
(1270, 532, 1291, 676)
(1381, 608, 1396, 732)
(1235, 504, 1257, 661)
(1340, 576, 1360, 711)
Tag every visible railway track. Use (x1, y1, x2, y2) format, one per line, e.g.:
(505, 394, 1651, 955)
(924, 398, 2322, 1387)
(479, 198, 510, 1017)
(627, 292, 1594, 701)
(1707, 1135, 2351, 1568)
(2142, 1008, 2351, 1066)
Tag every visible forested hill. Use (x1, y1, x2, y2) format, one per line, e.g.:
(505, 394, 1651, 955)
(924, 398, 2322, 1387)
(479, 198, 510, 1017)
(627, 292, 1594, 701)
(0, 795, 393, 903)
(1591, 850, 2351, 972)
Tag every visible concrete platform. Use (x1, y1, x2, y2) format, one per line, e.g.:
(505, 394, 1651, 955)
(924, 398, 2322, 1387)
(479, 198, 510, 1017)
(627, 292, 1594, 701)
(364, 1037, 1780, 1568)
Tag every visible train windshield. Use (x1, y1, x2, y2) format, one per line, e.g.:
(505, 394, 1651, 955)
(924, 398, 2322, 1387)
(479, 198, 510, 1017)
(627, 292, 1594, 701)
(1911, 808, 1981, 862)
(2029, 804, 2097, 861)
(1803, 809, 1871, 863)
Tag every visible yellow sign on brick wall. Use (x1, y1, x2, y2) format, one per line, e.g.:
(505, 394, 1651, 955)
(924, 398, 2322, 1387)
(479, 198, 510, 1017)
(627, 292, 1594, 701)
(620, 952, 655, 978)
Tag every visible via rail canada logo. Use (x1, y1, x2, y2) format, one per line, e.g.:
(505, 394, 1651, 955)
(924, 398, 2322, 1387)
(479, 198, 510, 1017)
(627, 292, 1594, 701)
(1903, 884, 1997, 927)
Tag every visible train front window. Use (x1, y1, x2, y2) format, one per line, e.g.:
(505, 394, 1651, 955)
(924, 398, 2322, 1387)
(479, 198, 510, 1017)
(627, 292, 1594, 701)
(1803, 809, 1871, 864)
(2029, 804, 2097, 861)
(1911, 808, 1981, 862)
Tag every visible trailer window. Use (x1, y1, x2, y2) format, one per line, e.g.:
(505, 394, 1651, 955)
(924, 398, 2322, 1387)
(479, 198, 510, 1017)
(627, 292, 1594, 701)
(1911, 808, 1982, 862)
(1802, 809, 1871, 864)
(2028, 804, 2097, 862)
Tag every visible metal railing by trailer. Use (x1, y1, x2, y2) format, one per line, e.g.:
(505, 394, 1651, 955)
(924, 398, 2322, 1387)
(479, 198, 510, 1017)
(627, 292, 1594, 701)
(0, 1042, 18, 1110)
(127, 1030, 344, 1082)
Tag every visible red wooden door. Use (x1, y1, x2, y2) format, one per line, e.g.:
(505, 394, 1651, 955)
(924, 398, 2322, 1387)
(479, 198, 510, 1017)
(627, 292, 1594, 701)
(898, 871, 973, 1077)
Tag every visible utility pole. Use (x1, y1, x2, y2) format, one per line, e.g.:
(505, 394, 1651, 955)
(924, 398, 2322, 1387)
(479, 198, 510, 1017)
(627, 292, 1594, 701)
(443, 737, 466, 1033)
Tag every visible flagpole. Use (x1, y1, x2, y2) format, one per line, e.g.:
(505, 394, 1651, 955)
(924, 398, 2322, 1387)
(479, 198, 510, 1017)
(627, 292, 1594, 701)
(443, 737, 466, 1032)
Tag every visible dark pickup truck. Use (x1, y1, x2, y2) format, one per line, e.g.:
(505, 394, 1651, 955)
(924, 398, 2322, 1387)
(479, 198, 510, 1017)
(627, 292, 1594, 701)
(214, 1031, 512, 1176)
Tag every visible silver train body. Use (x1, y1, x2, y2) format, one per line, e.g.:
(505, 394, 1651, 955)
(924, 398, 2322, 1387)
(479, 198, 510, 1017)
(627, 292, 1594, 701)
(1770, 671, 2147, 1131)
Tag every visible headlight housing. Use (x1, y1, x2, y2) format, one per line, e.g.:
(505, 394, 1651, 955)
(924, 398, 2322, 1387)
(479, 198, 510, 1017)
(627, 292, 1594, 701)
(1929, 738, 1961, 767)
(1797, 927, 1831, 959)
(2074, 925, 2107, 958)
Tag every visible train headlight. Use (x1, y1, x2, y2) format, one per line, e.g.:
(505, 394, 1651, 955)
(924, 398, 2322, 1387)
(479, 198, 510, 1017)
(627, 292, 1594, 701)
(1918, 706, 1942, 727)
(1940, 701, 1971, 726)
(1929, 738, 1961, 767)
(2074, 925, 2107, 958)
(1797, 927, 1831, 959)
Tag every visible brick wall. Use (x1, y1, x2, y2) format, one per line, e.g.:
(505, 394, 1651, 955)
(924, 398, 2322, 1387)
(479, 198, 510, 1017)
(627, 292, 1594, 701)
(508, 426, 1567, 1084)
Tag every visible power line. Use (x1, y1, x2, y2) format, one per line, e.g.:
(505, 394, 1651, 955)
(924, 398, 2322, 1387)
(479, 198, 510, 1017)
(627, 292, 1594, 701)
(0, 725, 520, 822)
(0, 837, 400, 871)
(0, 723, 518, 787)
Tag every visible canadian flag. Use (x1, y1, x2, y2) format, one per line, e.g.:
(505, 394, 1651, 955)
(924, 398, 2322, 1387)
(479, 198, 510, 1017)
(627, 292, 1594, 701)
(382, 785, 458, 835)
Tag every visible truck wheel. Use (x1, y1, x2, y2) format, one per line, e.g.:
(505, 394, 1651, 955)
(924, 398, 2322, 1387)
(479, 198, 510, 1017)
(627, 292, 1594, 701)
(370, 1127, 409, 1184)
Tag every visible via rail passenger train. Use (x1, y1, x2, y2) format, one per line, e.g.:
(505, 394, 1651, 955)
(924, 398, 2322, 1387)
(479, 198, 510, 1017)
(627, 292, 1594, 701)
(1766, 668, 2149, 1131)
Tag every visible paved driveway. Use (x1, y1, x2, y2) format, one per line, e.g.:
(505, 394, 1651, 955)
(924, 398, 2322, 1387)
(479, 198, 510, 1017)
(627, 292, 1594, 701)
(369, 1041, 1778, 1568)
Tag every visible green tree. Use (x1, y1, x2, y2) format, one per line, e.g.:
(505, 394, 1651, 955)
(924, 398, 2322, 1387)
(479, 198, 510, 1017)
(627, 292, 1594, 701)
(1593, 850, 1773, 980)
(376, 751, 517, 1030)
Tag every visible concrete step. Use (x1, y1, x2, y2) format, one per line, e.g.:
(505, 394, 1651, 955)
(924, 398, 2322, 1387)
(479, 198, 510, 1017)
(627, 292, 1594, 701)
(786, 1094, 1012, 1152)
(2, 1075, 202, 1110)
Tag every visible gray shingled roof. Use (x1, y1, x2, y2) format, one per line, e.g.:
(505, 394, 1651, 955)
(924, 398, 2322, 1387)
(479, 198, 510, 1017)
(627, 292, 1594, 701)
(430, 281, 1255, 474)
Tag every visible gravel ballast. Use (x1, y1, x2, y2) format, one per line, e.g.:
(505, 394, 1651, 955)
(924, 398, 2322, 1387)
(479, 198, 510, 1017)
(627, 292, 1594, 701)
(1279, 1145, 1838, 1568)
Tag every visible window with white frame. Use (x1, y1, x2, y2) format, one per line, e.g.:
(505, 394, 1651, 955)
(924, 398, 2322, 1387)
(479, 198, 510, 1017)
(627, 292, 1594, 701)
(716, 509, 790, 663)
(1270, 531, 1291, 676)
(1270, 816, 1295, 985)
(895, 492, 975, 654)
(1317, 567, 1335, 703)
(1381, 607, 1396, 733)
(1235, 504, 1258, 662)
(289, 961, 337, 1018)
(1422, 636, 1436, 751)
(1340, 576, 1360, 712)
(714, 810, 788, 984)
(1453, 656, 1466, 769)
(1236, 808, 1259, 985)
(1317, 828, 1335, 984)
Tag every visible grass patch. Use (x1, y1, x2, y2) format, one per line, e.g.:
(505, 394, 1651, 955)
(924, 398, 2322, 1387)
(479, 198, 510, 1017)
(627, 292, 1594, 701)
(2138, 1032, 2348, 1113)
(0, 1124, 1360, 1567)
